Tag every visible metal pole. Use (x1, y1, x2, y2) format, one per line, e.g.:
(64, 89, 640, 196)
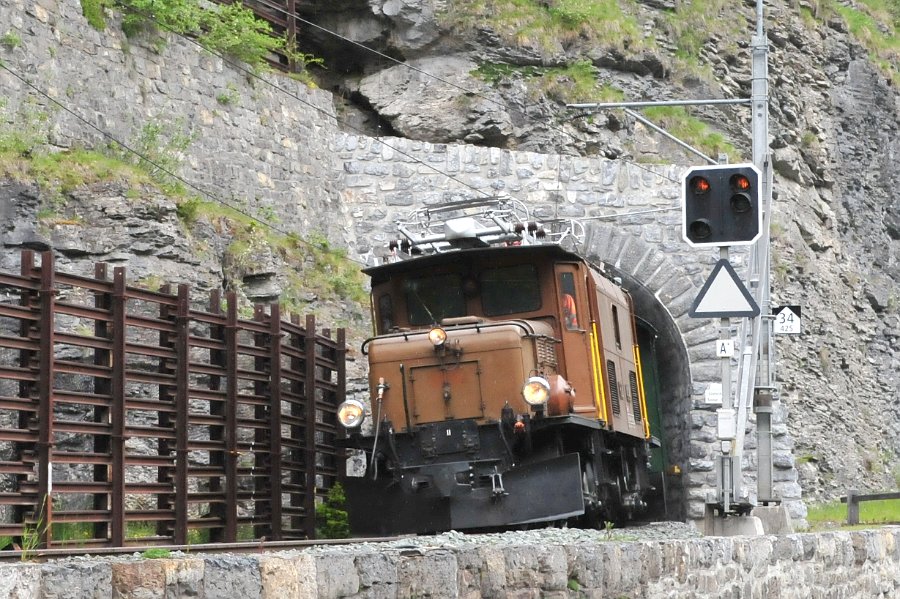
(624, 109, 718, 165)
(568, 98, 752, 109)
(749, 0, 776, 504)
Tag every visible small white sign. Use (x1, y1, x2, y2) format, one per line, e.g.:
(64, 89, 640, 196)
(773, 305, 801, 335)
(704, 383, 723, 405)
(717, 408, 736, 440)
(716, 339, 735, 358)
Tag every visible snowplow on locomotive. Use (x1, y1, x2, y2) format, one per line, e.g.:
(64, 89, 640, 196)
(337, 198, 664, 535)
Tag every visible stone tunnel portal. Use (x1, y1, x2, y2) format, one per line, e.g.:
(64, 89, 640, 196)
(583, 231, 695, 522)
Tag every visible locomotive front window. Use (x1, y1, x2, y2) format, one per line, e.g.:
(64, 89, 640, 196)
(405, 274, 466, 325)
(481, 264, 541, 316)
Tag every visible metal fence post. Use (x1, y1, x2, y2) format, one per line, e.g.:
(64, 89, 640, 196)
(36, 251, 56, 547)
(110, 267, 127, 546)
(303, 314, 317, 539)
(268, 303, 284, 540)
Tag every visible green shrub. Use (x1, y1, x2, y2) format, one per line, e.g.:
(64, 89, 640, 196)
(1, 31, 22, 48)
(80, 0, 109, 30)
(116, 0, 315, 72)
(315, 483, 350, 539)
(641, 105, 739, 162)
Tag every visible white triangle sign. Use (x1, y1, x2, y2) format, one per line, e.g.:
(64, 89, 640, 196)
(689, 259, 760, 318)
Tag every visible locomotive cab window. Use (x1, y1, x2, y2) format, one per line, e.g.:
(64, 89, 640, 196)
(378, 293, 394, 332)
(480, 264, 541, 316)
(559, 271, 579, 330)
(406, 274, 466, 325)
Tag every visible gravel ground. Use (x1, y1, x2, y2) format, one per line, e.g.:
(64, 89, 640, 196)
(305, 521, 704, 556)
(31, 522, 702, 564)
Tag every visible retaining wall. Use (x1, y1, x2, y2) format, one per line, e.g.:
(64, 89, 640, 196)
(1, 527, 898, 598)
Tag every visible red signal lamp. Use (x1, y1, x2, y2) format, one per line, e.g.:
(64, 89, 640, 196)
(730, 174, 751, 191)
(690, 176, 711, 195)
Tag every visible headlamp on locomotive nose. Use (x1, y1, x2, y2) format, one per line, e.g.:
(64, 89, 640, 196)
(428, 326, 447, 347)
(522, 376, 551, 407)
(337, 399, 366, 429)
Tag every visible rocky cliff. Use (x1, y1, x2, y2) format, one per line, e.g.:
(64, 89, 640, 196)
(1, 0, 898, 513)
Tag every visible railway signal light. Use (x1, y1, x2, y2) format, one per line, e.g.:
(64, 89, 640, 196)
(682, 164, 762, 247)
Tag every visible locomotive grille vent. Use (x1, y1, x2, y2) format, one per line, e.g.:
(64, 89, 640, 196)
(607, 360, 620, 415)
(629, 370, 641, 424)
(536, 336, 558, 372)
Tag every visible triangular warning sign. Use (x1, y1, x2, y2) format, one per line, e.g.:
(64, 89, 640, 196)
(689, 259, 760, 318)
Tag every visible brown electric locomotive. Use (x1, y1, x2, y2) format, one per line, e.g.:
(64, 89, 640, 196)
(337, 198, 661, 534)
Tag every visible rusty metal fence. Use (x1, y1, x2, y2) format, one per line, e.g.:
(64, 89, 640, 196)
(0, 251, 346, 548)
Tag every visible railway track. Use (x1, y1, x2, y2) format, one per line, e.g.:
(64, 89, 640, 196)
(0, 535, 410, 562)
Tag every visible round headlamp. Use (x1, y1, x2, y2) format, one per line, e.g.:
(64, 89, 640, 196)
(428, 326, 447, 347)
(337, 399, 366, 428)
(522, 376, 551, 407)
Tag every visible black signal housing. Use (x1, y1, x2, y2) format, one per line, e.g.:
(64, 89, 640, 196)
(682, 164, 762, 247)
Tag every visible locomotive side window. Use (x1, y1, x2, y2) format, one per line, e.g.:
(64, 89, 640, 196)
(559, 272, 579, 330)
(378, 293, 394, 332)
(406, 274, 466, 325)
(612, 305, 622, 350)
(481, 264, 541, 316)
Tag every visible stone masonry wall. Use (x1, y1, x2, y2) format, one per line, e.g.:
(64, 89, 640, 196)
(1, 527, 898, 598)
(0, 0, 345, 243)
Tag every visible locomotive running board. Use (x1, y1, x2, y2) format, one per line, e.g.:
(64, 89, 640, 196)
(344, 453, 585, 535)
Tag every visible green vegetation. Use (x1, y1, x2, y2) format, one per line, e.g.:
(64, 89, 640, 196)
(1, 30, 22, 48)
(174, 196, 367, 310)
(315, 483, 350, 539)
(440, 0, 645, 59)
(80, 0, 110, 31)
(51, 522, 94, 544)
(806, 498, 900, 531)
(116, 0, 315, 73)
(474, 60, 624, 104)
(662, 0, 741, 70)
(830, 0, 900, 85)
(216, 83, 240, 106)
(141, 547, 172, 559)
(640, 105, 739, 162)
(126, 521, 158, 539)
(108, 119, 195, 193)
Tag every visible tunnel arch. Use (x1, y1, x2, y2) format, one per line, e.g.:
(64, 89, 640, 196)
(580, 223, 699, 521)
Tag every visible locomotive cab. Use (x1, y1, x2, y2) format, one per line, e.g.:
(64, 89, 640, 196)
(338, 200, 659, 535)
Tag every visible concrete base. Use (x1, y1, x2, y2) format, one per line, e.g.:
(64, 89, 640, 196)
(752, 504, 794, 535)
(702, 506, 766, 537)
